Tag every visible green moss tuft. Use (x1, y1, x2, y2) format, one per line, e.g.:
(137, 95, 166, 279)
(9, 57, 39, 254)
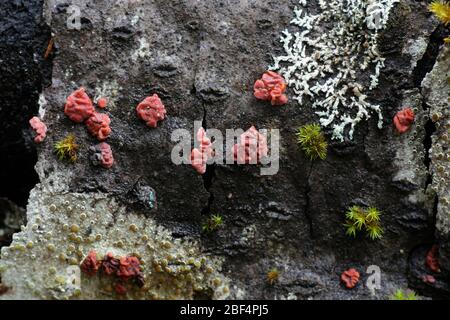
(202, 215, 224, 233)
(389, 289, 421, 300)
(54, 134, 79, 162)
(344, 205, 383, 240)
(296, 124, 328, 160)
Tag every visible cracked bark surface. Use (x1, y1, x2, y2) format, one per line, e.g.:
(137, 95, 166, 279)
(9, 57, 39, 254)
(0, 0, 449, 299)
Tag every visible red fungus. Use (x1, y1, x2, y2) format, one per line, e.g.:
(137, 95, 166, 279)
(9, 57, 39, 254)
(190, 128, 213, 175)
(254, 71, 288, 106)
(85, 113, 111, 141)
(80, 250, 100, 276)
(340, 268, 360, 289)
(136, 94, 167, 128)
(114, 283, 127, 295)
(117, 256, 143, 281)
(426, 245, 440, 273)
(90, 142, 114, 169)
(102, 252, 120, 276)
(29, 116, 47, 143)
(64, 87, 95, 123)
(97, 98, 108, 109)
(422, 275, 436, 284)
(233, 126, 268, 164)
(393, 107, 415, 134)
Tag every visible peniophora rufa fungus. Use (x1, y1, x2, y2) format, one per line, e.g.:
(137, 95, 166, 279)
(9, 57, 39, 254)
(117, 256, 143, 281)
(80, 250, 101, 276)
(90, 142, 114, 169)
(85, 113, 111, 141)
(254, 71, 288, 106)
(29, 116, 47, 143)
(102, 252, 120, 276)
(233, 126, 268, 164)
(64, 87, 95, 123)
(190, 127, 213, 175)
(426, 245, 441, 273)
(97, 97, 108, 109)
(340, 268, 360, 289)
(393, 107, 415, 134)
(136, 94, 167, 128)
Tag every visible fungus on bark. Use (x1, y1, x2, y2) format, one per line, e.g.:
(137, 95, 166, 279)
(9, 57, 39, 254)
(233, 126, 268, 164)
(254, 71, 288, 106)
(90, 142, 114, 169)
(64, 87, 95, 123)
(80, 250, 100, 276)
(136, 94, 167, 128)
(190, 127, 213, 175)
(340, 268, 360, 289)
(29, 116, 47, 143)
(85, 113, 111, 141)
(393, 107, 415, 134)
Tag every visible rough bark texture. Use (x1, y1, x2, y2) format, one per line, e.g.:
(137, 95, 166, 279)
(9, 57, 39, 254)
(0, 0, 449, 299)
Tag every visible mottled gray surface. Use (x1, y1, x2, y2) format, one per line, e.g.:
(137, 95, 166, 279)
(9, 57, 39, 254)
(0, 0, 449, 299)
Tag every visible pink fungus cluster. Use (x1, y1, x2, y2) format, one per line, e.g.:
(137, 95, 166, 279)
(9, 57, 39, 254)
(393, 107, 415, 134)
(254, 71, 288, 106)
(340, 268, 360, 289)
(190, 128, 213, 175)
(29, 116, 47, 143)
(136, 94, 167, 128)
(64, 87, 112, 141)
(80, 251, 144, 295)
(90, 142, 114, 169)
(426, 244, 440, 273)
(233, 126, 268, 164)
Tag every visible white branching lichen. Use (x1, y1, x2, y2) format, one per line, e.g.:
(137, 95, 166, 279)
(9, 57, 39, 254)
(270, 0, 399, 141)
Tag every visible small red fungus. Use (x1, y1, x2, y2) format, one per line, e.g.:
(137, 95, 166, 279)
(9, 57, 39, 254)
(114, 283, 127, 295)
(233, 126, 268, 164)
(190, 128, 213, 175)
(426, 245, 440, 273)
(117, 256, 143, 281)
(29, 116, 47, 143)
(102, 252, 120, 276)
(422, 274, 436, 284)
(340, 268, 360, 289)
(64, 87, 95, 123)
(254, 71, 288, 106)
(393, 107, 415, 134)
(97, 98, 108, 109)
(136, 94, 167, 128)
(90, 142, 114, 169)
(85, 113, 111, 141)
(80, 250, 100, 276)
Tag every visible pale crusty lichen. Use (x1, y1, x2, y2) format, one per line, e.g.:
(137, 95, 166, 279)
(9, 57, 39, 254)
(271, 0, 399, 141)
(0, 187, 230, 300)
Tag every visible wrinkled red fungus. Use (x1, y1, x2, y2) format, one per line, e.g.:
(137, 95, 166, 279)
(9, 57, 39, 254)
(97, 98, 108, 109)
(29, 116, 47, 143)
(114, 283, 127, 295)
(340, 268, 360, 289)
(393, 107, 415, 134)
(64, 87, 95, 123)
(233, 126, 268, 164)
(85, 113, 111, 141)
(254, 71, 288, 106)
(426, 245, 440, 273)
(422, 274, 436, 284)
(102, 252, 120, 276)
(90, 142, 114, 169)
(80, 250, 100, 276)
(117, 256, 143, 281)
(136, 94, 167, 128)
(190, 128, 213, 175)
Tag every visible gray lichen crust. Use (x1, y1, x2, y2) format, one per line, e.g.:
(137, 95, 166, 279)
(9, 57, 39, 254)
(0, 187, 230, 300)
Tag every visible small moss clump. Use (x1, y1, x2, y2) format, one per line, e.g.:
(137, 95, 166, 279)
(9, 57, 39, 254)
(389, 289, 421, 300)
(296, 124, 328, 160)
(266, 268, 280, 285)
(344, 205, 383, 240)
(429, 0, 450, 25)
(54, 134, 79, 162)
(202, 215, 223, 233)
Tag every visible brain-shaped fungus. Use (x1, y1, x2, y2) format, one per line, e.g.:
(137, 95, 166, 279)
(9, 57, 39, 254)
(426, 245, 440, 273)
(136, 94, 167, 128)
(233, 126, 268, 164)
(80, 250, 100, 276)
(64, 87, 95, 123)
(191, 127, 213, 175)
(90, 142, 114, 169)
(393, 107, 415, 134)
(340, 268, 360, 289)
(254, 71, 288, 106)
(85, 113, 111, 141)
(29, 116, 47, 143)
